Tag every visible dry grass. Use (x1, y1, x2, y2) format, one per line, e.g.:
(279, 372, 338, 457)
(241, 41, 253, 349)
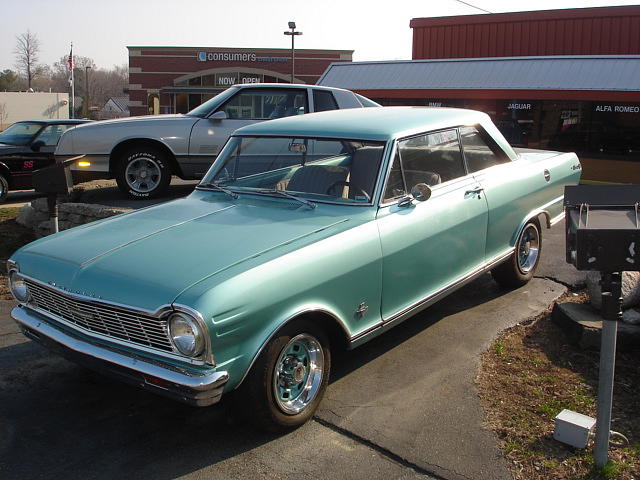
(478, 293, 640, 479)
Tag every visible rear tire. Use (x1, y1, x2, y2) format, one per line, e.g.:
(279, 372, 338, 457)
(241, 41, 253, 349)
(0, 175, 8, 203)
(491, 220, 542, 288)
(115, 147, 171, 199)
(234, 319, 331, 432)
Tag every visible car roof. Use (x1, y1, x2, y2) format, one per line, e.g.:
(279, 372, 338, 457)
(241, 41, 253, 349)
(14, 119, 92, 126)
(231, 82, 352, 93)
(233, 106, 490, 141)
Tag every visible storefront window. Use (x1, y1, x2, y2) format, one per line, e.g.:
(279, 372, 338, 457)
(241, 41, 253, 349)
(589, 102, 640, 156)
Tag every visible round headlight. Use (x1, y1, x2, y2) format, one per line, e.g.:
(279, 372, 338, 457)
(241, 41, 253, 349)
(9, 271, 30, 303)
(168, 312, 205, 357)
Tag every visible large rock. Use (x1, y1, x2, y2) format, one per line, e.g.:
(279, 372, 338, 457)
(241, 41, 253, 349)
(622, 308, 640, 325)
(15, 205, 38, 229)
(58, 202, 126, 218)
(586, 271, 640, 310)
(23, 198, 131, 237)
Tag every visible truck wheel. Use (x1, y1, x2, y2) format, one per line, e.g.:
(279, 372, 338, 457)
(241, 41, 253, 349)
(0, 175, 8, 202)
(491, 220, 542, 288)
(115, 147, 171, 199)
(235, 320, 331, 432)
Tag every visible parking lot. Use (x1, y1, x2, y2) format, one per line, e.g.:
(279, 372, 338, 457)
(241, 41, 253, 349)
(0, 183, 583, 480)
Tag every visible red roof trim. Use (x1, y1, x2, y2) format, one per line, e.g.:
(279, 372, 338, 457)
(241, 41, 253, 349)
(410, 6, 640, 29)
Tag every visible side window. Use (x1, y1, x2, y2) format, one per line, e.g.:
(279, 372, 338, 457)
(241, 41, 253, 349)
(313, 90, 338, 112)
(459, 126, 510, 173)
(382, 151, 406, 202)
(382, 129, 466, 202)
(221, 89, 308, 120)
(35, 125, 74, 146)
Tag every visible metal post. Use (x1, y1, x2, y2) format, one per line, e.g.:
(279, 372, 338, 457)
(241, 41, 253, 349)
(46, 194, 59, 234)
(594, 272, 621, 467)
(84, 66, 91, 117)
(291, 33, 295, 83)
(284, 22, 302, 84)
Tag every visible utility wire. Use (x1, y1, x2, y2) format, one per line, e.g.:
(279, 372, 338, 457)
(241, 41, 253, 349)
(453, 0, 492, 13)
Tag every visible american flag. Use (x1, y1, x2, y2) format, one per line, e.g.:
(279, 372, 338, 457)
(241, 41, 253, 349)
(67, 44, 74, 71)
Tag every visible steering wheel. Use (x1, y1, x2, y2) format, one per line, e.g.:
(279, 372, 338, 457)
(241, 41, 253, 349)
(326, 181, 371, 202)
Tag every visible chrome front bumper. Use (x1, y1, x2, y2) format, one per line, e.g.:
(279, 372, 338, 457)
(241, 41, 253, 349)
(11, 306, 229, 407)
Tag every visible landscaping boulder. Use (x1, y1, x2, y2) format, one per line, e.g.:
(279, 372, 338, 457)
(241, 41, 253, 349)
(586, 271, 640, 312)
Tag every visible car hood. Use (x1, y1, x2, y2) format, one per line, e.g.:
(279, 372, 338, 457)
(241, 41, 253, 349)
(13, 193, 362, 311)
(0, 144, 28, 155)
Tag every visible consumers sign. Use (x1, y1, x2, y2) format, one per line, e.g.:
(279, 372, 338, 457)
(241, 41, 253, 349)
(197, 51, 288, 63)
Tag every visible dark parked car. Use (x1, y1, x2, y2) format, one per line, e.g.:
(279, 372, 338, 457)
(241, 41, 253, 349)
(0, 119, 91, 201)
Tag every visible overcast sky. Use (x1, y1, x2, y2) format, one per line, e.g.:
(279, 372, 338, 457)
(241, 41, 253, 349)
(1, 0, 638, 70)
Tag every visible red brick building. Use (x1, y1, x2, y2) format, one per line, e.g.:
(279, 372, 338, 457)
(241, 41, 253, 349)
(128, 46, 353, 116)
(410, 5, 640, 59)
(318, 6, 640, 181)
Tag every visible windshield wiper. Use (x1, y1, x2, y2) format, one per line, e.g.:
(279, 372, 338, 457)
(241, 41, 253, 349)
(256, 189, 316, 209)
(197, 182, 238, 199)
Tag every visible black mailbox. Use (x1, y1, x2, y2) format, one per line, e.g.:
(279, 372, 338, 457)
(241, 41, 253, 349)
(564, 185, 640, 272)
(32, 162, 73, 195)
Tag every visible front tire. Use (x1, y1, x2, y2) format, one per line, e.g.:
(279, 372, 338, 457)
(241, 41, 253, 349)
(491, 220, 542, 288)
(235, 320, 331, 432)
(115, 147, 171, 199)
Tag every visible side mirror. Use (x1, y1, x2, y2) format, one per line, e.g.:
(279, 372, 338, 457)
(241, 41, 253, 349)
(209, 111, 227, 121)
(411, 183, 432, 202)
(31, 140, 45, 152)
(397, 183, 432, 208)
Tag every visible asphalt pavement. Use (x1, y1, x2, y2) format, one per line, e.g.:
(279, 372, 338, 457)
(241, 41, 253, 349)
(0, 187, 585, 480)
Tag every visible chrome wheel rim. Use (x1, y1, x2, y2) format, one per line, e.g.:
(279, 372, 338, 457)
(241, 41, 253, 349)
(273, 333, 324, 415)
(125, 157, 161, 193)
(518, 224, 540, 274)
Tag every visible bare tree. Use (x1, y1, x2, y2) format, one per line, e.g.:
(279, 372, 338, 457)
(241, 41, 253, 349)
(14, 30, 41, 89)
(0, 103, 8, 130)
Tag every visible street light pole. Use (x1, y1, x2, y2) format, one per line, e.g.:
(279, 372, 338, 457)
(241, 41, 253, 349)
(284, 21, 302, 83)
(84, 66, 91, 117)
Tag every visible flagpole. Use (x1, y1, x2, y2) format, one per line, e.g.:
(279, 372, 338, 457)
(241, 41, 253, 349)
(70, 43, 75, 118)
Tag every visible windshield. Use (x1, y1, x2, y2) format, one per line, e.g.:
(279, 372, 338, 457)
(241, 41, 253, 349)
(186, 86, 239, 117)
(199, 136, 386, 204)
(0, 122, 43, 146)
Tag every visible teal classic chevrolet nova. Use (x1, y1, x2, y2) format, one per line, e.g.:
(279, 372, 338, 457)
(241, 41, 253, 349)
(8, 107, 581, 430)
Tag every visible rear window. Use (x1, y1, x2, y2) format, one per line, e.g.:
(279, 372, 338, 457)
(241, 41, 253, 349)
(313, 90, 339, 112)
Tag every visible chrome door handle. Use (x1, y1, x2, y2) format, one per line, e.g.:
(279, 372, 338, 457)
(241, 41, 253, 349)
(465, 186, 484, 197)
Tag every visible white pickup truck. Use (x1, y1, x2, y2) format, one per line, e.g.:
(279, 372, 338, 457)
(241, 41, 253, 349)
(55, 83, 379, 198)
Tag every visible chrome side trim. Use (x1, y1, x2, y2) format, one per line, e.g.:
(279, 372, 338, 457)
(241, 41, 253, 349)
(12, 306, 228, 406)
(550, 211, 565, 227)
(350, 247, 515, 343)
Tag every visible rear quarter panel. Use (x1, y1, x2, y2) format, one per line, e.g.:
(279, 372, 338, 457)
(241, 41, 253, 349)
(476, 149, 581, 261)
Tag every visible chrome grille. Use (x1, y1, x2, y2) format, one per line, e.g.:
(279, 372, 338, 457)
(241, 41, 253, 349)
(26, 281, 173, 353)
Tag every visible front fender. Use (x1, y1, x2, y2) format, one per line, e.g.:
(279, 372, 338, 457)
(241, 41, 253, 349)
(175, 220, 384, 392)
